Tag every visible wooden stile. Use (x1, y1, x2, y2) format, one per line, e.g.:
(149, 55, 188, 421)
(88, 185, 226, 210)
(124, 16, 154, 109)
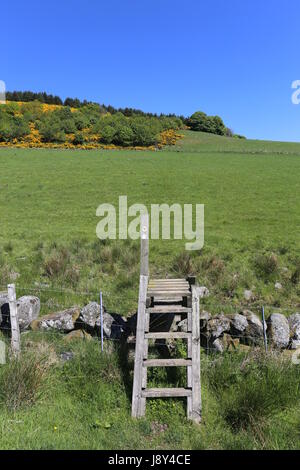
(131, 214, 201, 423)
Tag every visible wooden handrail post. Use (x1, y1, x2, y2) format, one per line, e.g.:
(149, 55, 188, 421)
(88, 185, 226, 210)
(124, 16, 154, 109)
(140, 212, 149, 276)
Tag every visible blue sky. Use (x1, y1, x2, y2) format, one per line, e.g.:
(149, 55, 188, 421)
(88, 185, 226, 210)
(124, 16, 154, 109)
(1, 0, 300, 141)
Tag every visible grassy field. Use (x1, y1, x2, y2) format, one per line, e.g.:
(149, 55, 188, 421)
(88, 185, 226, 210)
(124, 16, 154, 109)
(0, 130, 300, 449)
(1, 130, 299, 313)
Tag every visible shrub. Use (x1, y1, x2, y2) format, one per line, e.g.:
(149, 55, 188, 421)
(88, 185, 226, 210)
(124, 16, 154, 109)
(43, 247, 70, 277)
(73, 132, 85, 145)
(291, 261, 300, 284)
(254, 253, 278, 277)
(113, 125, 135, 147)
(172, 252, 194, 276)
(20, 101, 43, 121)
(100, 125, 116, 144)
(187, 111, 227, 136)
(205, 351, 300, 431)
(0, 114, 30, 142)
(0, 353, 50, 411)
(39, 117, 66, 143)
(74, 114, 89, 131)
(130, 119, 158, 146)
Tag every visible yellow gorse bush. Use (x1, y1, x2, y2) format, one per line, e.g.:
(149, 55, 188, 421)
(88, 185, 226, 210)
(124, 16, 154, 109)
(0, 102, 183, 150)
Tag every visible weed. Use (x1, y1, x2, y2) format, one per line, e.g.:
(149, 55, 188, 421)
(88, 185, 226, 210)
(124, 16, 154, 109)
(172, 252, 194, 277)
(254, 253, 278, 278)
(0, 351, 51, 411)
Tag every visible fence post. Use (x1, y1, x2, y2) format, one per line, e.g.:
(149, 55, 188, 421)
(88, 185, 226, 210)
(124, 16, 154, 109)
(262, 306, 268, 353)
(100, 291, 103, 352)
(140, 213, 149, 277)
(7, 284, 21, 358)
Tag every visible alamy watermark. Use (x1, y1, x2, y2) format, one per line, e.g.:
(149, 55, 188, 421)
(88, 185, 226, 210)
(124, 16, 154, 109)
(0, 80, 6, 104)
(291, 80, 300, 104)
(96, 196, 204, 251)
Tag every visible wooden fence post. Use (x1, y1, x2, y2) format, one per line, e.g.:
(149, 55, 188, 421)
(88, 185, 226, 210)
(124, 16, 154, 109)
(132, 213, 149, 418)
(140, 212, 149, 277)
(7, 284, 21, 358)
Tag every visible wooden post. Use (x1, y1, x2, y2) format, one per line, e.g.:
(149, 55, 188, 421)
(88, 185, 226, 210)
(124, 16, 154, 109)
(132, 213, 149, 418)
(7, 284, 21, 358)
(131, 274, 148, 418)
(140, 212, 149, 276)
(191, 286, 201, 423)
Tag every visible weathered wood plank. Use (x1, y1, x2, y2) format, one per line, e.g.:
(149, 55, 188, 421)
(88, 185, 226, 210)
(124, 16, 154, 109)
(140, 213, 149, 277)
(148, 305, 191, 314)
(145, 332, 191, 340)
(191, 286, 201, 424)
(144, 358, 192, 367)
(148, 288, 190, 293)
(187, 309, 192, 419)
(131, 274, 148, 418)
(148, 293, 191, 299)
(149, 282, 189, 289)
(140, 309, 150, 415)
(149, 280, 189, 284)
(142, 388, 192, 398)
(149, 279, 187, 282)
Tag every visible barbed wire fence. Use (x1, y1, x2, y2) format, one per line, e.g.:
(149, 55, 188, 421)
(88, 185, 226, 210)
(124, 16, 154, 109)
(1, 281, 299, 361)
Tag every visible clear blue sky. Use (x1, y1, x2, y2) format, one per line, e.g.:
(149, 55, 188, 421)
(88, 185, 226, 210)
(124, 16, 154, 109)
(1, 0, 300, 141)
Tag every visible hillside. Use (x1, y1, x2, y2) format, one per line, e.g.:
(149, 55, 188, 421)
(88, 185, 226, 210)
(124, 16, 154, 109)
(173, 130, 300, 155)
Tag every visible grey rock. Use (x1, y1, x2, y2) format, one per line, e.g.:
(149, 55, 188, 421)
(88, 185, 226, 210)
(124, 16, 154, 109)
(95, 311, 126, 339)
(173, 310, 211, 334)
(244, 290, 253, 301)
(275, 282, 283, 291)
(211, 338, 225, 353)
(207, 314, 230, 339)
(79, 302, 100, 328)
(200, 310, 211, 330)
(291, 339, 300, 350)
(267, 313, 290, 349)
(31, 307, 80, 332)
(16, 296, 40, 331)
(60, 351, 74, 362)
(195, 286, 210, 299)
(78, 301, 125, 338)
(288, 313, 300, 349)
(242, 310, 266, 343)
(200, 310, 211, 322)
(230, 313, 249, 336)
(177, 318, 188, 333)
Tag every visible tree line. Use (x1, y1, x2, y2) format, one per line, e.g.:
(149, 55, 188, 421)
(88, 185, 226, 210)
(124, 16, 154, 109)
(0, 100, 183, 146)
(1, 90, 244, 145)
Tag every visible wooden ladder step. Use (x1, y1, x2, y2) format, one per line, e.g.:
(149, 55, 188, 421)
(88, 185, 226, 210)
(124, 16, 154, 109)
(145, 332, 191, 340)
(148, 305, 191, 314)
(148, 292, 191, 299)
(149, 278, 189, 284)
(142, 388, 192, 398)
(149, 284, 189, 288)
(144, 358, 192, 367)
